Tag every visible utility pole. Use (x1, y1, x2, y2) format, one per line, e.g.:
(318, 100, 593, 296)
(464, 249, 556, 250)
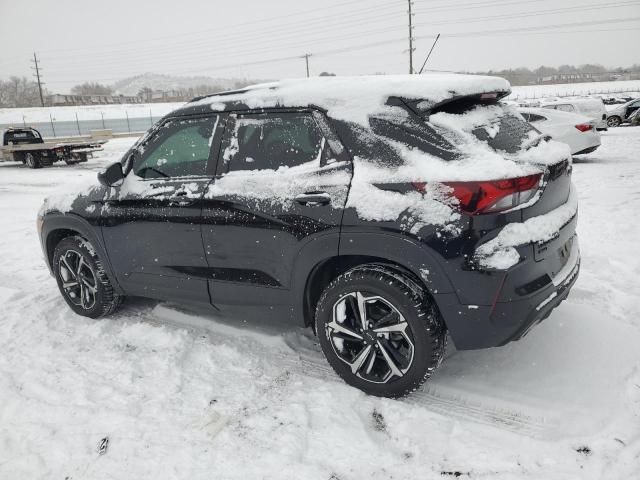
(407, 0, 415, 74)
(303, 53, 311, 77)
(31, 52, 45, 107)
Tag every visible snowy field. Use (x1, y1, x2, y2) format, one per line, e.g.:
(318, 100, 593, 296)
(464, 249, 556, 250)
(0, 129, 639, 479)
(509, 80, 640, 100)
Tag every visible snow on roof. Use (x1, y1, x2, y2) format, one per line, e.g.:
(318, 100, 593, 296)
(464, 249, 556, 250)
(191, 74, 511, 125)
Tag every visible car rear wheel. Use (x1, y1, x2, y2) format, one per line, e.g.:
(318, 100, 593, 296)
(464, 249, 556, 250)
(53, 236, 122, 318)
(25, 152, 41, 169)
(315, 264, 446, 398)
(607, 115, 622, 127)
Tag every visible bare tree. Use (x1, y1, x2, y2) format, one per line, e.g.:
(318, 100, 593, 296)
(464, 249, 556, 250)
(0, 76, 43, 107)
(71, 82, 113, 95)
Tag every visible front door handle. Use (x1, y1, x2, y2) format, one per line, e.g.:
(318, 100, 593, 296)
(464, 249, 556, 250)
(294, 191, 331, 206)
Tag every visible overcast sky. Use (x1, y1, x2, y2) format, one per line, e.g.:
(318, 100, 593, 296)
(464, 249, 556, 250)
(1, 0, 639, 92)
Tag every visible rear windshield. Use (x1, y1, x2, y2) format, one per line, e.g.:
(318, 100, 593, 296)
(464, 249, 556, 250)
(3, 129, 42, 145)
(422, 100, 537, 154)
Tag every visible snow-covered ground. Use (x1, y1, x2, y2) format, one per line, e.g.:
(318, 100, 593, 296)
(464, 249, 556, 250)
(0, 130, 639, 479)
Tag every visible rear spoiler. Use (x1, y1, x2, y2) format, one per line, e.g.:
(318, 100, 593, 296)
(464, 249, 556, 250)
(403, 90, 511, 119)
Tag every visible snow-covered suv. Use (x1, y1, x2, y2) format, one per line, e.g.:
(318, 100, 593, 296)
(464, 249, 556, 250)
(38, 75, 580, 398)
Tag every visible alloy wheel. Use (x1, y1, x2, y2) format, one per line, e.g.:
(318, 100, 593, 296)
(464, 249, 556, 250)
(326, 291, 415, 384)
(58, 249, 98, 310)
(607, 116, 621, 127)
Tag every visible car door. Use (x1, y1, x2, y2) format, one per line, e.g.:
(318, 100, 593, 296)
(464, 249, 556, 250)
(100, 114, 222, 304)
(201, 110, 352, 321)
(625, 100, 640, 119)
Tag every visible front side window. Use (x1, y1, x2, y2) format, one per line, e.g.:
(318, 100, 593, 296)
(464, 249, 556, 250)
(223, 113, 325, 172)
(133, 116, 216, 179)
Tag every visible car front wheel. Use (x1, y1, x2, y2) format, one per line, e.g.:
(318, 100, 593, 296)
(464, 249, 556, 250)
(315, 264, 446, 398)
(53, 236, 122, 318)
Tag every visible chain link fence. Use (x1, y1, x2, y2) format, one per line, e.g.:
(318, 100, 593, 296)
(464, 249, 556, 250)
(0, 108, 165, 138)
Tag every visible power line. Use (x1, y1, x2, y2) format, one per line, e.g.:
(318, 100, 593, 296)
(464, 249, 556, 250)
(39, 16, 406, 72)
(22, 0, 397, 58)
(15, 14, 640, 87)
(415, 1, 640, 27)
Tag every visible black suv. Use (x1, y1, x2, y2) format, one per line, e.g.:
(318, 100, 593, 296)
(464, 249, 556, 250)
(38, 75, 580, 398)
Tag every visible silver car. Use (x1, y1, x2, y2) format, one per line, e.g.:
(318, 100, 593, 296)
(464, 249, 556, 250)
(607, 98, 640, 127)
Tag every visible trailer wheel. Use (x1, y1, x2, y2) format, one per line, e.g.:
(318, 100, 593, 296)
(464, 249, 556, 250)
(25, 152, 41, 169)
(13, 152, 26, 164)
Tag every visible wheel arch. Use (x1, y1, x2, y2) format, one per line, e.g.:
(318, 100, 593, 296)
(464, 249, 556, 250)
(40, 213, 124, 295)
(294, 232, 456, 329)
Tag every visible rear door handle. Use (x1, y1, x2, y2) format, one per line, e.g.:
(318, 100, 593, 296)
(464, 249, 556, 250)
(294, 191, 331, 206)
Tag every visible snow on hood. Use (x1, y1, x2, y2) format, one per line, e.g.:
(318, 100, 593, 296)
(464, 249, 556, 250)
(38, 176, 102, 216)
(192, 74, 511, 126)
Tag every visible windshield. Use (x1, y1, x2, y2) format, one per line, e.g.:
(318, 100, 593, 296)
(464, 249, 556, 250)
(424, 101, 538, 154)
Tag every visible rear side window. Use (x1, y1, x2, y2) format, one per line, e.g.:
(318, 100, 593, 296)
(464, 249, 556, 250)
(133, 116, 216, 178)
(222, 113, 325, 172)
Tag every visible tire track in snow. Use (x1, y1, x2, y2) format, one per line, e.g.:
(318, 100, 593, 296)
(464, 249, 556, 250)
(152, 304, 553, 437)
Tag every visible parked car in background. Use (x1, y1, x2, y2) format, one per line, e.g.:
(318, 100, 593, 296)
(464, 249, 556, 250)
(38, 75, 579, 398)
(519, 107, 601, 156)
(606, 98, 640, 127)
(541, 98, 608, 130)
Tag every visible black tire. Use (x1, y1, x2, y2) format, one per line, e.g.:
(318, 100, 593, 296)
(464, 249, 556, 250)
(53, 236, 122, 318)
(607, 115, 622, 128)
(13, 152, 26, 164)
(25, 152, 41, 169)
(315, 264, 446, 398)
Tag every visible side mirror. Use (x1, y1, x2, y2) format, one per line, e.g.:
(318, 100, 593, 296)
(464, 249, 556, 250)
(98, 162, 124, 187)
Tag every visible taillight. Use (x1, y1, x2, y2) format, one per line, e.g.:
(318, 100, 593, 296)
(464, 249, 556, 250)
(413, 173, 542, 215)
(575, 123, 592, 132)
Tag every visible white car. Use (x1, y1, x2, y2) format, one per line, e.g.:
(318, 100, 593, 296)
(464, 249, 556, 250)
(540, 98, 608, 130)
(519, 107, 601, 156)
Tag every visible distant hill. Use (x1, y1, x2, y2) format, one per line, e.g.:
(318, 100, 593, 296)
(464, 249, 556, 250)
(111, 73, 263, 96)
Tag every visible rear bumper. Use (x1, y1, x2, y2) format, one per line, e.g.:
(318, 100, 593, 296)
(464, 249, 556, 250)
(574, 145, 599, 155)
(437, 233, 580, 350)
(489, 237, 580, 346)
(436, 170, 579, 350)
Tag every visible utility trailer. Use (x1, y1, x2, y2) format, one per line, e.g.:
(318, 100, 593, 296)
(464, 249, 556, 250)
(0, 127, 105, 168)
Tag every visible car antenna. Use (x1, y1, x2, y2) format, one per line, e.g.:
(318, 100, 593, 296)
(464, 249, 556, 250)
(418, 33, 441, 75)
